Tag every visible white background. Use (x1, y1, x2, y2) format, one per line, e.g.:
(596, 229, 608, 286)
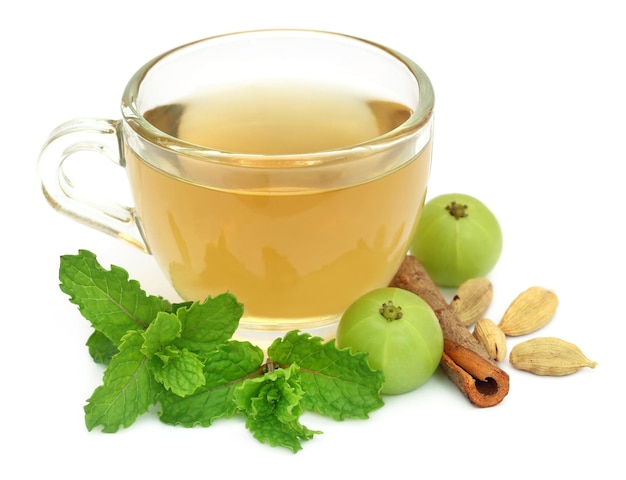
(3, 0, 623, 477)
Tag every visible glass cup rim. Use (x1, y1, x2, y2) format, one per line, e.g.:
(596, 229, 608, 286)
(121, 29, 435, 167)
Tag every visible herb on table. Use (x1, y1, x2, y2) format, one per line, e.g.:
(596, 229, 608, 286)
(58, 250, 385, 452)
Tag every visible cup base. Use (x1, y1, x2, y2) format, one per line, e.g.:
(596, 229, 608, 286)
(232, 315, 340, 352)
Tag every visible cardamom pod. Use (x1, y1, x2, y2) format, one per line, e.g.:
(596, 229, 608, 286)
(472, 318, 507, 362)
(509, 337, 597, 376)
(451, 277, 493, 327)
(498, 286, 558, 336)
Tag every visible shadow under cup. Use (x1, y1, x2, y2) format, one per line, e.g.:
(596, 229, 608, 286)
(44, 30, 435, 345)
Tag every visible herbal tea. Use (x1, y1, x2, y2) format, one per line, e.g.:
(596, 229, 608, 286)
(124, 82, 431, 328)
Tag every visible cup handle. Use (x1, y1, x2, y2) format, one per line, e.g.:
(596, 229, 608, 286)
(37, 118, 149, 253)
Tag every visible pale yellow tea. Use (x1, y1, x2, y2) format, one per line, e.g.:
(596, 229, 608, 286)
(125, 82, 431, 329)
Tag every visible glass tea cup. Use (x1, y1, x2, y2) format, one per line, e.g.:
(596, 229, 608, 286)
(37, 29, 434, 345)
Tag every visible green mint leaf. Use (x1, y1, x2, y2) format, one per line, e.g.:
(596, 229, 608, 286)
(141, 311, 205, 396)
(159, 340, 264, 427)
(201, 340, 264, 390)
(234, 363, 304, 422)
(150, 346, 206, 397)
(141, 312, 182, 358)
(85, 331, 162, 432)
(244, 412, 319, 453)
(170, 301, 193, 312)
(268, 331, 384, 420)
(59, 250, 165, 345)
(234, 364, 320, 453)
(173, 293, 243, 354)
(86, 330, 118, 365)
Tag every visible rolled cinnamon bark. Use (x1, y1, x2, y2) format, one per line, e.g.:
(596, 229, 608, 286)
(389, 255, 509, 407)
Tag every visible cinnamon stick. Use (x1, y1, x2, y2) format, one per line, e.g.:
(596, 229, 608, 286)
(389, 255, 509, 407)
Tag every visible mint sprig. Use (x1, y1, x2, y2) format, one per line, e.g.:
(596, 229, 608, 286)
(59, 250, 385, 452)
